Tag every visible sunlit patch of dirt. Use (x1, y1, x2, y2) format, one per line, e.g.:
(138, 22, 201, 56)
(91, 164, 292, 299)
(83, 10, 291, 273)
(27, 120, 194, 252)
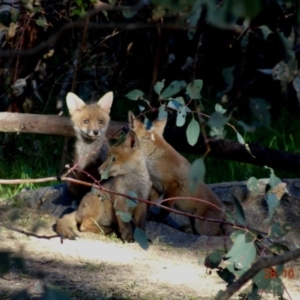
(0, 205, 300, 299)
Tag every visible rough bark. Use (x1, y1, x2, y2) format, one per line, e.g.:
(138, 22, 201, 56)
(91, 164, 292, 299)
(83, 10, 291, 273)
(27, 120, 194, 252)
(1, 112, 300, 174)
(0, 112, 126, 139)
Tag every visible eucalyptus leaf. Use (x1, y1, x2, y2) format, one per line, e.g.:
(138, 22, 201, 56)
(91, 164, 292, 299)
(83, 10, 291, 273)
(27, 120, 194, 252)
(134, 227, 149, 250)
(125, 89, 144, 100)
(126, 190, 138, 208)
(186, 79, 203, 99)
(236, 132, 245, 145)
(176, 106, 187, 127)
(186, 117, 200, 146)
(122, 9, 137, 18)
(188, 158, 205, 192)
(158, 104, 168, 120)
(160, 80, 187, 99)
(154, 80, 165, 95)
(207, 112, 229, 128)
(116, 211, 132, 223)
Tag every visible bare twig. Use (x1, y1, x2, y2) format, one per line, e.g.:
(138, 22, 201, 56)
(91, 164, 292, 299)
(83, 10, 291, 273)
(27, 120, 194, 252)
(0, 223, 59, 240)
(0, 175, 267, 236)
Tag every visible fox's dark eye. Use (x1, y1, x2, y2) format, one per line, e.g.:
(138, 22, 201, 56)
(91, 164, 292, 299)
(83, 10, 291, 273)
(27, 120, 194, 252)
(99, 120, 103, 124)
(112, 156, 116, 162)
(83, 119, 89, 124)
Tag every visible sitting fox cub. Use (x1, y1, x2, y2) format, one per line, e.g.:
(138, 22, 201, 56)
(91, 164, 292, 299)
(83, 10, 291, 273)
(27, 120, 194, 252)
(56, 130, 151, 242)
(129, 111, 225, 236)
(55, 188, 117, 240)
(66, 91, 113, 200)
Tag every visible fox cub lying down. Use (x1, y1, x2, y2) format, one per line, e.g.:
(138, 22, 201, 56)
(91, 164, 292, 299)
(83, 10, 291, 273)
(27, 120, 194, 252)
(56, 130, 151, 242)
(66, 91, 113, 201)
(129, 111, 226, 236)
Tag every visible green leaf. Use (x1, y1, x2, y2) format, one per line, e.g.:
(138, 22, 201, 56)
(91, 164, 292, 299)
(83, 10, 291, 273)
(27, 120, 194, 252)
(225, 233, 256, 277)
(269, 172, 281, 189)
(122, 9, 137, 18)
(210, 127, 224, 138)
(125, 89, 144, 100)
(186, 79, 203, 99)
(160, 80, 187, 99)
(207, 112, 229, 128)
(126, 190, 138, 208)
(108, 0, 116, 5)
(186, 117, 200, 146)
(265, 193, 279, 223)
(188, 158, 205, 192)
(215, 103, 226, 114)
(154, 80, 165, 95)
(204, 250, 224, 269)
(259, 25, 272, 39)
(167, 100, 183, 110)
(158, 104, 168, 120)
(268, 242, 290, 255)
(232, 195, 246, 225)
(116, 211, 132, 223)
(268, 222, 293, 239)
(134, 227, 149, 250)
(176, 106, 187, 127)
(236, 132, 245, 145)
(246, 177, 260, 193)
(253, 267, 284, 295)
(100, 155, 114, 180)
(36, 16, 48, 28)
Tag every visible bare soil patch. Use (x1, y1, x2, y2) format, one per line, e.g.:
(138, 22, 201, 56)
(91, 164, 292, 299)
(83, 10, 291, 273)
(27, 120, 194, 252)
(0, 205, 300, 300)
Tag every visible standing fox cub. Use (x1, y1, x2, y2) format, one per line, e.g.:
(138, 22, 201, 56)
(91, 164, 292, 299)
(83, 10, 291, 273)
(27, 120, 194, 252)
(56, 130, 151, 243)
(66, 91, 113, 200)
(129, 111, 225, 236)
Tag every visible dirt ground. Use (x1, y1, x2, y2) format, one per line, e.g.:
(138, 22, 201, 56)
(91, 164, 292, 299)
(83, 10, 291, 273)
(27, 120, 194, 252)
(0, 206, 300, 300)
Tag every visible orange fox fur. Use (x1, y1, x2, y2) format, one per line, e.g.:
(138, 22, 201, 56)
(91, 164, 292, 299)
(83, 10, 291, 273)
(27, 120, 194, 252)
(66, 91, 113, 200)
(55, 188, 117, 240)
(98, 130, 152, 242)
(128, 111, 225, 236)
(56, 130, 151, 242)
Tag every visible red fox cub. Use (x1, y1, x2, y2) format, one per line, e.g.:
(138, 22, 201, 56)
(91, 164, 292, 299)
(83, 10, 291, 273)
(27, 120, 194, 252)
(55, 188, 117, 240)
(66, 91, 113, 200)
(98, 130, 152, 242)
(56, 130, 151, 243)
(128, 111, 225, 236)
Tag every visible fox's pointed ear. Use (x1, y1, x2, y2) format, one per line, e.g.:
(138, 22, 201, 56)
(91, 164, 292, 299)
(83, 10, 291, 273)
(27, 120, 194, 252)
(98, 91, 113, 113)
(153, 118, 167, 135)
(66, 92, 86, 115)
(124, 130, 139, 150)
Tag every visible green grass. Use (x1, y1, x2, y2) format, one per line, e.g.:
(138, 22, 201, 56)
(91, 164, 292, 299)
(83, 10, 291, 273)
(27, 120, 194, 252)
(186, 110, 300, 184)
(0, 133, 63, 199)
(0, 109, 299, 199)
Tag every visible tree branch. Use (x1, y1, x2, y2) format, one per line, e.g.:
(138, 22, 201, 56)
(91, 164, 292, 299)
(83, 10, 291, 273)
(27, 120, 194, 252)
(216, 248, 300, 300)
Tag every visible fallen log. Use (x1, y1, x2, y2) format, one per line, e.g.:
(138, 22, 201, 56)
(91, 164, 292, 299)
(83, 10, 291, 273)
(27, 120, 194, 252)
(0, 112, 300, 174)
